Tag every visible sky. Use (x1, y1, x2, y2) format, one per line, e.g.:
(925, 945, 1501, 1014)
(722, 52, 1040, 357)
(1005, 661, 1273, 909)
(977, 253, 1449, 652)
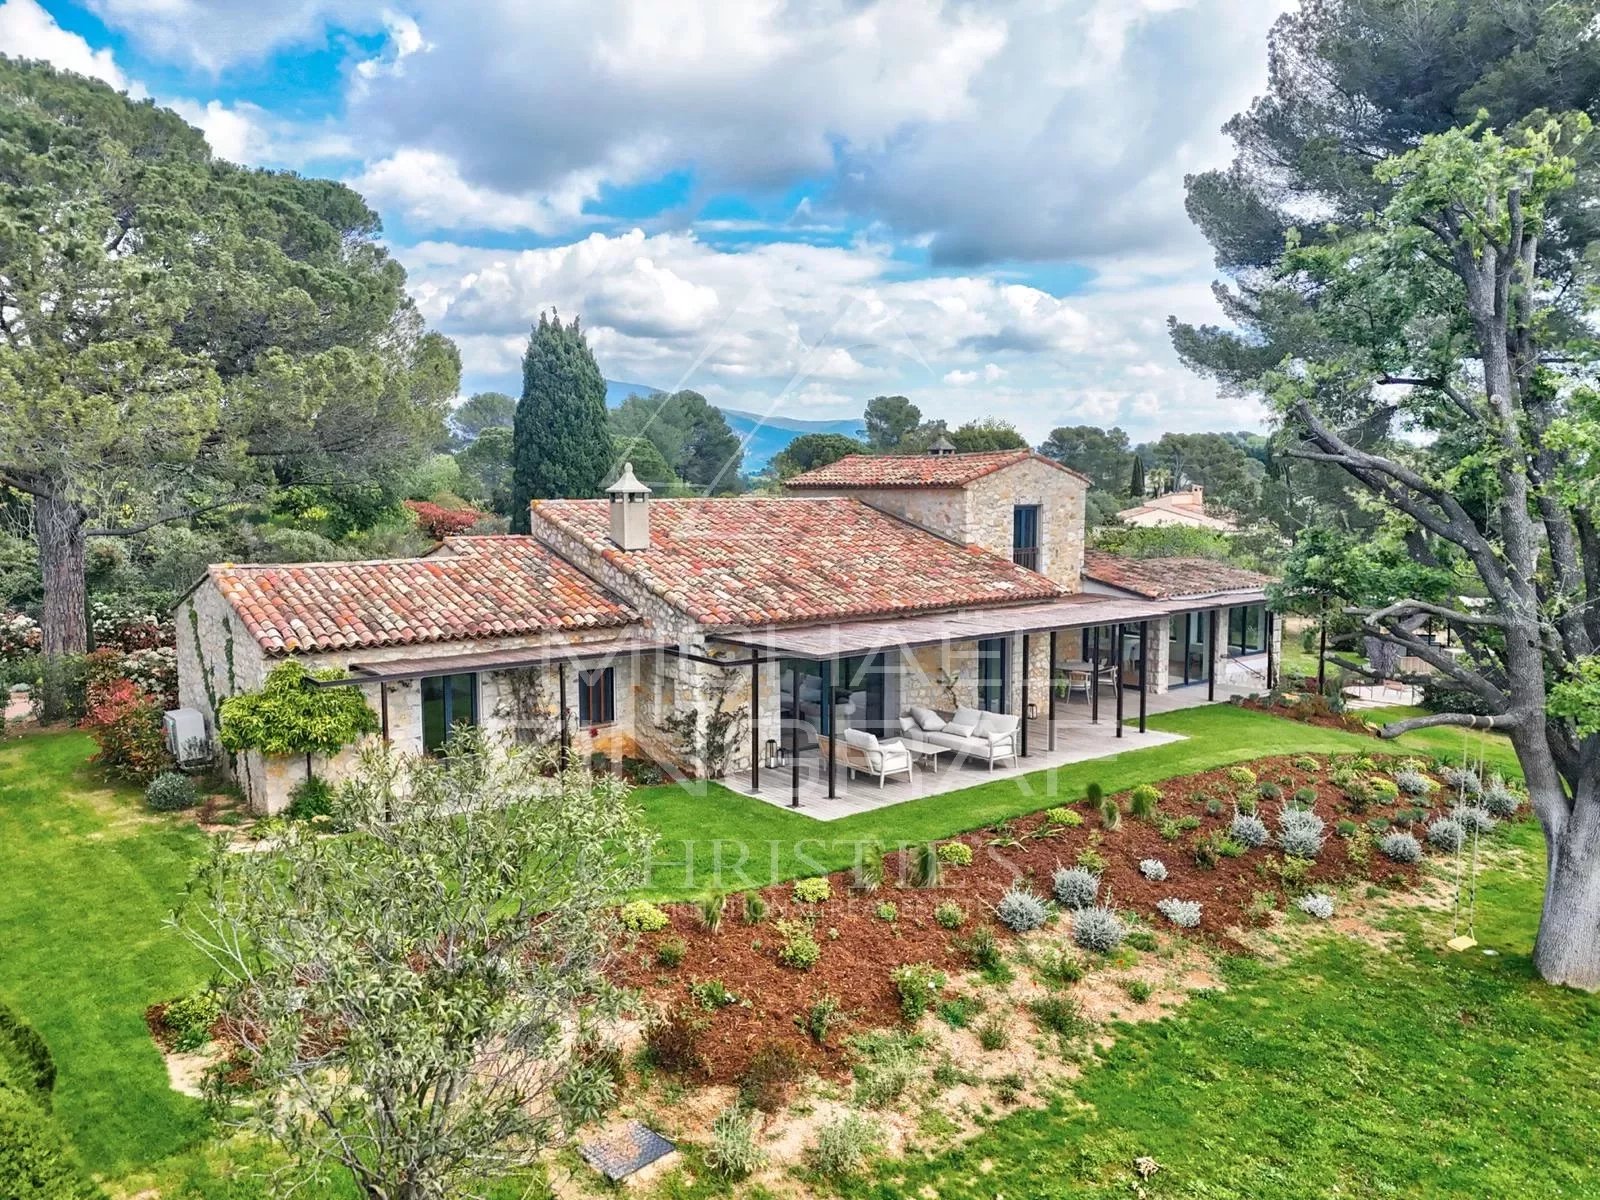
(2, 0, 1291, 441)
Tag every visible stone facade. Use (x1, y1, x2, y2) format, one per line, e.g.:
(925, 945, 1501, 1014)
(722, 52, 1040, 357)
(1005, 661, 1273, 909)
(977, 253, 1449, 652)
(790, 456, 1088, 590)
(177, 580, 647, 815)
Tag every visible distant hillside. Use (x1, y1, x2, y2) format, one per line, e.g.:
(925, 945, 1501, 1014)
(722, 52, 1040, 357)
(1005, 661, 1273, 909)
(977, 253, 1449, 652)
(604, 381, 865, 469)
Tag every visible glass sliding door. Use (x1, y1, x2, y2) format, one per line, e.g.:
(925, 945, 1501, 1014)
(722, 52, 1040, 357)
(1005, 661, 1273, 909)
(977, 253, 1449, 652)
(1168, 612, 1211, 686)
(421, 672, 478, 754)
(977, 637, 1008, 712)
(1228, 604, 1266, 655)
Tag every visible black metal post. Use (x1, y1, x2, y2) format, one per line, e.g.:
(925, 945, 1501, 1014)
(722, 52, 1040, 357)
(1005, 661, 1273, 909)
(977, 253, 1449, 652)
(1090, 626, 1100, 724)
(1020, 633, 1030, 757)
(558, 661, 569, 770)
(823, 659, 836, 800)
(1317, 606, 1328, 692)
(1114, 624, 1124, 737)
(1266, 609, 1277, 689)
(1138, 619, 1149, 734)
(750, 652, 761, 792)
(379, 683, 390, 743)
(789, 677, 800, 808)
(1207, 609, 1218, 701)
(1047, 630, 1058, 751)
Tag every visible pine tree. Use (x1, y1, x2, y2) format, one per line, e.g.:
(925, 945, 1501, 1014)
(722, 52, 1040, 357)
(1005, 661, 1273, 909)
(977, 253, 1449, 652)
(510, 313, 614, 530)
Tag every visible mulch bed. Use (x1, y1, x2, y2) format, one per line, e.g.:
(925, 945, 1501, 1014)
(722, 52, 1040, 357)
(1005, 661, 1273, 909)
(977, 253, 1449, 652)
(1240, 694, 1376, 735)
(618, 751, 1441, 1085)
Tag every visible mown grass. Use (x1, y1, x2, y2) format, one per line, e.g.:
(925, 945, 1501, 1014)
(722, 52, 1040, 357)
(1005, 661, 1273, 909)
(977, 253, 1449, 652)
(633, 704, 1513, 898)
(0, 704, 1556, 1199)
(844, 819, 1600, 1200)
(0, 731, 212, 1176)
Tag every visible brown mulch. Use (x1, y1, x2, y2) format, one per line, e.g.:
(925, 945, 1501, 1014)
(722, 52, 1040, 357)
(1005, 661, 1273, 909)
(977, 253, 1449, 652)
(1241, 696, 1376, 735)
(618, 752, 1436, 1086)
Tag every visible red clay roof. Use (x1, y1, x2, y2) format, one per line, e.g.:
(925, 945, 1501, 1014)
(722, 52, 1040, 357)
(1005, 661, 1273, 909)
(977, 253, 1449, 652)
(212, 538, 637, 656)
(786, 449, 1089, 488)
(1082, 550, 1273, 600)
(531, 497, 1063, 629)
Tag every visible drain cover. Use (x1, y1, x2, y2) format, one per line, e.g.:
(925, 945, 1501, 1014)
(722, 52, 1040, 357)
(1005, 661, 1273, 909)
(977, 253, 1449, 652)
(579, 1120, 677, 1181)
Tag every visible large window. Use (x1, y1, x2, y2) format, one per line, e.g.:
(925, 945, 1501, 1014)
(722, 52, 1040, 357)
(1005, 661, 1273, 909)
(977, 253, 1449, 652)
(421, 672, 477, 754)
(1012, 505, 1041, 571)
(1168, 612, 1211, 686)
(977, 637, 1008, 712)
(1228, 604, 1266, 655)
(578, 667, 616, 725)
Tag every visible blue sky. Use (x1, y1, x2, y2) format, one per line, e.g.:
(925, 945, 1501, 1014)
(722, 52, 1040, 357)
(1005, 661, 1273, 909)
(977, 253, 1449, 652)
(4, 0, 1289, 440)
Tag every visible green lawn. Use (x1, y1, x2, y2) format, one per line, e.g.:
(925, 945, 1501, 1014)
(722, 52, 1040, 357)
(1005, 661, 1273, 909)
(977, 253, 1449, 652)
(0, 707, 1560, 1199)
(848, 818, 1600, 1200)
(634, 704, 1512, 898)
(0, 733, 214, 1176)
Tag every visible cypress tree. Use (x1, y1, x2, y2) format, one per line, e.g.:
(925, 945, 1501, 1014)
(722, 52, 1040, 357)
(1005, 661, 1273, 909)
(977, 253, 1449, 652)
(1128, 456, 1146, 501)
(510, 312, 613, 530)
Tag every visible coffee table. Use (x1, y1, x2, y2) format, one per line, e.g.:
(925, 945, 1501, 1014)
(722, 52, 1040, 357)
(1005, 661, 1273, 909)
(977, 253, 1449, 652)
(898, 737, 952, 773)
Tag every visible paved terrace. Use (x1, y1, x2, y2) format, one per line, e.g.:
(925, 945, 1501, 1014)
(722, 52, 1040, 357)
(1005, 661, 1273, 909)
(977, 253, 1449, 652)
(725, 683, 1257, 821)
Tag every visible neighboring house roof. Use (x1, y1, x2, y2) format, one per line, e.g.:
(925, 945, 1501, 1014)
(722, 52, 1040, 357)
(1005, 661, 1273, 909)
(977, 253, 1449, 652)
(1081, 550, 1273, 601)
(1116, 488, 1238, 532)
(531, 496, 1063, 629)
(786, 449, 1089, 488)
(211, 538, 637, 656)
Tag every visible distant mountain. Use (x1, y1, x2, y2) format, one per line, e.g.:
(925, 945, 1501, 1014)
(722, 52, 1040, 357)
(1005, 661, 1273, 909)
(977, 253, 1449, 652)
(603, 380, 865, 469)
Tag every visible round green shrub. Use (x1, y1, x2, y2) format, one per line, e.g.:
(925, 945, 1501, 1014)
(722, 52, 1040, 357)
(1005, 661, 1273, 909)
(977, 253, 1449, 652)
(0, 1090, 99, 1200)
(793, 877, 832, 903)
(144, 771, 199, 812)
(934, 901, 965, 930)
(1046, 806, 1083, 826)
(286, 775, 334, 821)
(935, 840, 974, 866)
(620, 901, 670, 932)
(1226, 766, 1257, 786)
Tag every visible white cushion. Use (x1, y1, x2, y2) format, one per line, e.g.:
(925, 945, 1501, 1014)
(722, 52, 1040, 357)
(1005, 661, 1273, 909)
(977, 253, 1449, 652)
(975, 712, 1018, 738)
(946, 706, 982, 736)
(899, 716, 916, 734)
(909, 705, 945, 732)
(842, 728, 877, 750)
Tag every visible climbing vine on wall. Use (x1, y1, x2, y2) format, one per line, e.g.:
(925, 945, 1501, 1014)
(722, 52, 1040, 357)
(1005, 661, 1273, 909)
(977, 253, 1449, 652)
(660, 667, 747, 779)
(492, 667, 559, 749)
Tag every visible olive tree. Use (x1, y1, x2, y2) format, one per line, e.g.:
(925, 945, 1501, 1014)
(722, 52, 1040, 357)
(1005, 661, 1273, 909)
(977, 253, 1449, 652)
(177, 732, 652, 1198)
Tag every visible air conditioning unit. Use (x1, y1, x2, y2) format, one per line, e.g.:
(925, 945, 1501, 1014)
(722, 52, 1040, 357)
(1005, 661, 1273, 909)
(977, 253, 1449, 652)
(163, 708, 211, 767)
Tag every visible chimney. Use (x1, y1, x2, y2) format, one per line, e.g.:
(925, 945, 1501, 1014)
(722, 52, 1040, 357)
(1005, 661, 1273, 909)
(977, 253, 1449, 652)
(606, 462, 652, 550)
(928, 434, 956, 457)
(1179, 486, 1204, 510)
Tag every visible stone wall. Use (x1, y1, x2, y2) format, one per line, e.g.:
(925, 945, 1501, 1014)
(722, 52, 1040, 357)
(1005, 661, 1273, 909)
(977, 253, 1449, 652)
(965, 457, 1086, 590)
(790, 458, 1088, 591)
(179, 576, 651, 815)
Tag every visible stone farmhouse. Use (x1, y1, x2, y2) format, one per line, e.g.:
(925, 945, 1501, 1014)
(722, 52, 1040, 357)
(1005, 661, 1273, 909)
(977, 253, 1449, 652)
(175, 446, 1279, 814)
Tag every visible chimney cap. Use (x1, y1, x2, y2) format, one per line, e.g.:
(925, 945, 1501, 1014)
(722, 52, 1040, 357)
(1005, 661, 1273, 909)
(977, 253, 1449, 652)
(606, 461, 652, 497)
(928, 435, 956, 455)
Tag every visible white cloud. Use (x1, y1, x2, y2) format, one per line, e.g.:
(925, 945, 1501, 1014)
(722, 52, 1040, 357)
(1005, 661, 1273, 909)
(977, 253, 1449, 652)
(355, 9, 430, 80)
(0, 0, 131, 90)
(400, 228, 1260, 441)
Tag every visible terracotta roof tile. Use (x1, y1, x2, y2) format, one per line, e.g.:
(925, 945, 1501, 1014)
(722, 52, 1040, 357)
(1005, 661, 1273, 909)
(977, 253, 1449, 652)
(532, 497, 1062, 629)
(212, 538, 637, 656)
(786, 449, 1089, 488)
(1081, 550, 1273, 600)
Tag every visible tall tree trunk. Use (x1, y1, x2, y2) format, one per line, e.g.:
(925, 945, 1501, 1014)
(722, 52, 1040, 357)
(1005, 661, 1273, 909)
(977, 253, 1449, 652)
(35, 493, 88, 657)
(1532, 790, 1600, 990)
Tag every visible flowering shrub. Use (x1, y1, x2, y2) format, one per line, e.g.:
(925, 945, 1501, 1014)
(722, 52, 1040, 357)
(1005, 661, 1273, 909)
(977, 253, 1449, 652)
(0, 611, 40, 658)
(119, 646, 178, 708)
(404, 499, 483, 540)
(90, 598, 173, 652)
(85, 678, 172, 783)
